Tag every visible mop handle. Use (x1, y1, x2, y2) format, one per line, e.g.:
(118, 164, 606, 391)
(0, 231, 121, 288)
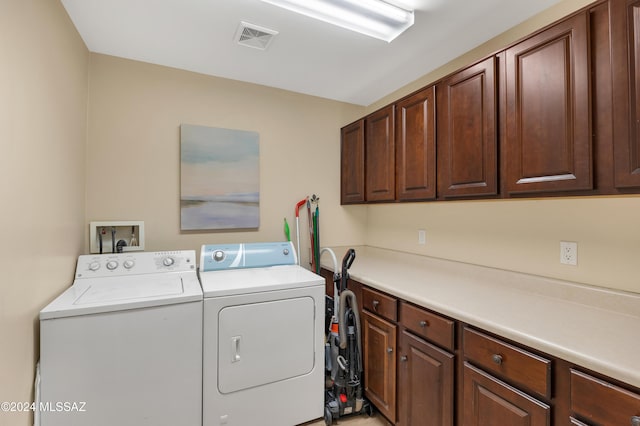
(295, 198, 307, 217)
(295, 197, 307, 266)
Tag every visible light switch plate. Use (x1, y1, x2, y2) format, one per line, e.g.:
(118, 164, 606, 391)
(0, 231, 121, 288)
(418, 229, 426, 245)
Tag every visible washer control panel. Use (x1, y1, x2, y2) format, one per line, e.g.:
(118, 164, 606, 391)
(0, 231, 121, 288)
(200, 242, 297, 272)
(75, 250, 196, 279)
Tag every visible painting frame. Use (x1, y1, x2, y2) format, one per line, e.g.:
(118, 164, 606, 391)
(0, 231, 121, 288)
(180, 124, 260, 231)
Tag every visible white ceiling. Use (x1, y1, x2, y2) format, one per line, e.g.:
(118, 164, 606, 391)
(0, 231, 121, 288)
(61, 0, 562, 106)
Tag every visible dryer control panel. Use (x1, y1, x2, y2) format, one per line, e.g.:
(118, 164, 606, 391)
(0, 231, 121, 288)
(75, 250, 196, 279)
(200, 242, 297, 272)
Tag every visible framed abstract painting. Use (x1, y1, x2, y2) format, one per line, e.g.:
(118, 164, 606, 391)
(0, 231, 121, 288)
(180, 124, 259, 231)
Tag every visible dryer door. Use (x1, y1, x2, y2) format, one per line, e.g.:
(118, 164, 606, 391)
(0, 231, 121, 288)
(217, 296, 315, 394)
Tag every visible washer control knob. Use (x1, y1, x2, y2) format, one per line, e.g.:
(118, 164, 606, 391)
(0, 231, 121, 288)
(88, 261, 101, 271)
(283, 248, 290, 256)
(123, 259, 135, 269)
(106, 260, 119, 270)
(213, 250, 225, 262)
(163, 257, 175, 267)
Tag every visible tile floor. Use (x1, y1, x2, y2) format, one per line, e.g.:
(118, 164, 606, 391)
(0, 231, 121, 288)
(303, 412, 391, 426)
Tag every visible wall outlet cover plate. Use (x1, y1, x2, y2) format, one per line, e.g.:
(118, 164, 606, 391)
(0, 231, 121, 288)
(560, 241, 578, 266)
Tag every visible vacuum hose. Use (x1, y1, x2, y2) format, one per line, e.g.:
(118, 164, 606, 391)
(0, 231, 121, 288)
(338, 289, 362, 373)
(320, 247, 339, 315)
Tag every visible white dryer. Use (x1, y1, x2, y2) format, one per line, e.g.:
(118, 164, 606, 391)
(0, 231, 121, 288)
(199, 242, 325, 426)
(39, 250, 202, 426)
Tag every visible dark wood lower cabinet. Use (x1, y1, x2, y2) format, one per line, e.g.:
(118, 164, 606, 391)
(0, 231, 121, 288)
(397, 330, 454, 426)
(570, 417, 590, 426)
(570, 369, 640, 426)
(462, 327, 551, 399)
(354, 282, 640, 426)
(463, 362, 551, 426)
(362, 309, 397, 424)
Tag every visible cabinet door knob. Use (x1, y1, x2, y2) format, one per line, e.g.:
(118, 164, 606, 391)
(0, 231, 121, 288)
(387, 347, 393, 354)
(372, 300, 380, 310)
(400, 355, 408, 362)
(631, 416, 640, 426)
(419, 320, 428, 328)
(492, 354, 503, 365)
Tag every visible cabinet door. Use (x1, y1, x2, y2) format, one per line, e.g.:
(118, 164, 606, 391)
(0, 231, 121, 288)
(613, 0, 640, 187)
(366, 106, 396, 202)
(398, 330, 454, 426)
(463, 362, 550, 426)
(437, 57, 497, 198)
(340, 120, 365, 204)
(502, 11, 592, 195)
(396, 86, 437, 200)
(363, 310, 397, 423)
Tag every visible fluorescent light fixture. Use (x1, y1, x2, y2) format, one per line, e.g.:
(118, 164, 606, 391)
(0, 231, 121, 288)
(261, 0, 414, 42)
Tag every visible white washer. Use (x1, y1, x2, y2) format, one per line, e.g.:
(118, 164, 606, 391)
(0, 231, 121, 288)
(39, 250, 202, 426)
(199, 242, 325, 426)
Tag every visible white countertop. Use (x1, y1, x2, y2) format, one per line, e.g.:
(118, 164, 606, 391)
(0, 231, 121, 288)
(321, 246, 640, 389)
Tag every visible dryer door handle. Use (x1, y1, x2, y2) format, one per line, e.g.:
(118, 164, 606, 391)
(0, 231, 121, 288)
(232, 336, 241, 363)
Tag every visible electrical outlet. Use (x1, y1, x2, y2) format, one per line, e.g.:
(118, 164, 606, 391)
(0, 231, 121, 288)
(418, 229, 426, 245)
(560, 241, 578, 265)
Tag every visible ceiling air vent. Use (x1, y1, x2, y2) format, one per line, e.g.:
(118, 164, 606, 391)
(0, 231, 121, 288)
(235, 21, 278, 50)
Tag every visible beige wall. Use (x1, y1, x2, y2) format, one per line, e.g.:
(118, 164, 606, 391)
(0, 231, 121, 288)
(85, 54, 367, 266)
(0, 1, 88, 425)
(366, 196, 640, 293)
(363, 0, 640, 294)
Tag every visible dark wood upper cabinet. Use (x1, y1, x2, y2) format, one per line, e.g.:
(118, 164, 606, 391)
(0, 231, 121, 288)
(502, 11, 592, 195)
(611, 0, 640, 188)
(340, 0, 640, 203)
(340, 119, 365, 204)
(437, 57, 497, 198)
(365, 105, 396, 202)
(396, 86, 437, 200)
